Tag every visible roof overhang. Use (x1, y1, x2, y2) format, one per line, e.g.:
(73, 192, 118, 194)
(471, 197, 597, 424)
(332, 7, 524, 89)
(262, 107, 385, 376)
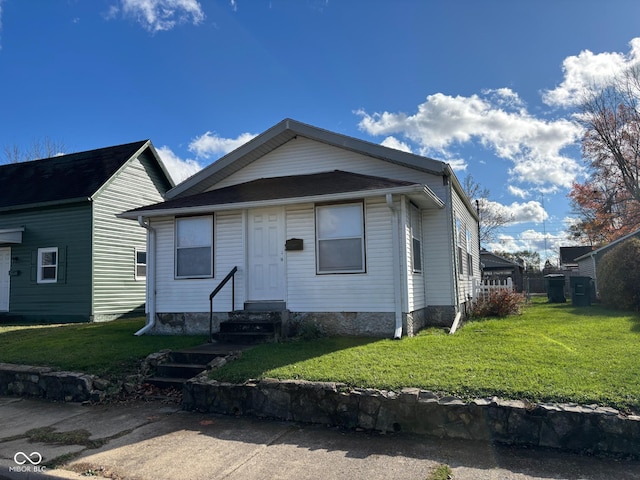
(0, 227, 25, 244)
(119, 184, 444, 220)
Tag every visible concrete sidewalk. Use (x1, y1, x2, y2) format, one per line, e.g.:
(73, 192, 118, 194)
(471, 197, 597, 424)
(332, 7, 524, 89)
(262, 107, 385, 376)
(1, 396, 639, 480)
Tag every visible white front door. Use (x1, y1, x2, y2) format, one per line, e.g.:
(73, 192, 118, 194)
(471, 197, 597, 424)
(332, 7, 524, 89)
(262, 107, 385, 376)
(248, 207, 285, 301)
(0, 248, 11, 311)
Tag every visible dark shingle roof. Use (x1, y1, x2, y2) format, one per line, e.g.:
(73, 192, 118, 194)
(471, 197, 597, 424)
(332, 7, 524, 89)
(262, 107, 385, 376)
(126, 170, 419, 215)
(480, 250, 522, 269)
(0, 140, 148, 210)
(559, 246, 593, 265)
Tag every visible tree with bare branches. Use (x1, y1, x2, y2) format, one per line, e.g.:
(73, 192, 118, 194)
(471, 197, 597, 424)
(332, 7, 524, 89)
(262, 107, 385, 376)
(570, 65, 640, 244)
(2, 137, 66, 164)
(462, 174, 512, 247)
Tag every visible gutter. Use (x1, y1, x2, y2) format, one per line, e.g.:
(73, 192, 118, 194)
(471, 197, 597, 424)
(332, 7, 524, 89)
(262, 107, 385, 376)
(386, 194, 404, 339)
(135, 216, 156, 336)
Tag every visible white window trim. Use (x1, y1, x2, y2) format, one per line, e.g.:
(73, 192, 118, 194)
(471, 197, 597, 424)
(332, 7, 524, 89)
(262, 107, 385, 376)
(315, 202, 366, 274)
(135, 248, 146, 281)
(37, 247, 58, 284)
(175, 215, 214, 279)
(410, 203, 422, 273)
(466, 228, 474, 277)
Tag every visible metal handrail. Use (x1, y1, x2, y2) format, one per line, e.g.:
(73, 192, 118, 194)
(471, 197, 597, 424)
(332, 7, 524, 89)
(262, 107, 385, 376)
(209, 266, 238, 343)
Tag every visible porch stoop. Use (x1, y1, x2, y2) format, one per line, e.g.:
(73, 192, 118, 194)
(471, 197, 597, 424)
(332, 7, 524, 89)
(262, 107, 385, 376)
(212, 308, 285, 343)
(145, 343, 252, 390)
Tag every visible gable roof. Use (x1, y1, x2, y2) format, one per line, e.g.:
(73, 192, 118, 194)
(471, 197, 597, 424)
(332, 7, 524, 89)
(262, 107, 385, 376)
(559, 246, 593, 265)
(480, 250, 523, 269)
(120, 170, 444, 219)
(0, 140, 172, 212)
(575, 228, 640, 262)
(167, 118, 456, 200)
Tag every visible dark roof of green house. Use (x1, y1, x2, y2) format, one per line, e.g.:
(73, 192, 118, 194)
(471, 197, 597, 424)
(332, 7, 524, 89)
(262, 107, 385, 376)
(0, 140, 149, 210)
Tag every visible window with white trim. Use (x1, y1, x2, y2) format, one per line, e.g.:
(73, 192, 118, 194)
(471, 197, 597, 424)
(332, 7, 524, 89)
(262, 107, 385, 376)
(175, 216, 213, 278)
(466, 228, 474, 276)
(410, 203, 422, 273)
(456, 217, 464, 275)
(135, 249, 146, 280)
(316, 202, 365, 273)
(37, 247, 58, 283)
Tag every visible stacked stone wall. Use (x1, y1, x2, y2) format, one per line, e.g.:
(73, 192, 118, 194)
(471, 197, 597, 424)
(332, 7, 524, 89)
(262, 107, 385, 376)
(184, 378, 640, 457)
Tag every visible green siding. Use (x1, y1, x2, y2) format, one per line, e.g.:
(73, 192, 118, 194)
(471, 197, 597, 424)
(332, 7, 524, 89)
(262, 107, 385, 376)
(0, 203, 93, 321)
(91, 151, 170, 319)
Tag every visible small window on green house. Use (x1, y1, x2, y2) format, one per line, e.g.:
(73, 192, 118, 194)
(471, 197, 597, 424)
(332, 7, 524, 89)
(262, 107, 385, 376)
(135, 250, 146, 280)
(37, 247, 58, 283)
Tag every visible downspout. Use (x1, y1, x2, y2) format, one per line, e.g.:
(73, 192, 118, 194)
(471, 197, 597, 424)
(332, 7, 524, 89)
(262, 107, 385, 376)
(135, 216, 156, 336)
(386, 194, 404, 339)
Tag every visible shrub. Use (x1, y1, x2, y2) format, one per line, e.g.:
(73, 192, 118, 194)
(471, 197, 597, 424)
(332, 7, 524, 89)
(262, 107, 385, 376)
(470, 289, 525, 319)
(597, 238, 640, 311)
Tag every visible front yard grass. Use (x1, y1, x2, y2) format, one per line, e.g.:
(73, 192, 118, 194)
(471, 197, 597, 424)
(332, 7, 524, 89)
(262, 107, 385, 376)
(1, 299, 638, 412)
(0, 319, 207, 381)
(210, 298, 640, 413)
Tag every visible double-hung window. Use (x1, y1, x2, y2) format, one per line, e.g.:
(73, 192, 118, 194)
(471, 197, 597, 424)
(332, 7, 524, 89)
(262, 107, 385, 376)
(37, 247, 58, 283)
(410, 203, 422, 273)
(175, 216, 213, 278)
(466, 228, 474, 276)
(135, 249, 147, 280)
(316, 202, 365, 273)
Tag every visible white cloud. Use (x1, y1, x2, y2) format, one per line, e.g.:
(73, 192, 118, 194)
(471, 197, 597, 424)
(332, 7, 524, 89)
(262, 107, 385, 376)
(486, 229, 567, 264)
(355, 89, 583, 189)
(109, 0, 205, 32)
(542, 38, 640, 108)
(508, 185, 529, 199)
(156, 145, 202, 183)
(380, 135, 413, 153)
(189, 131, 257, 159)
(484, 200, 547, 224)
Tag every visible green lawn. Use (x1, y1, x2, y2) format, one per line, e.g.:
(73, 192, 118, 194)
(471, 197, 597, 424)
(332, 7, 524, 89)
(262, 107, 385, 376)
(0, 318, 207, 381)
(1, 300, 639, 412)
(210, 298, 640, 412)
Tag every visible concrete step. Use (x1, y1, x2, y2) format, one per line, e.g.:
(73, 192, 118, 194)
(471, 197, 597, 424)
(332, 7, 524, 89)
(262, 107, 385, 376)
(144, 376, 187, 390)
(156, 363, 207, 379)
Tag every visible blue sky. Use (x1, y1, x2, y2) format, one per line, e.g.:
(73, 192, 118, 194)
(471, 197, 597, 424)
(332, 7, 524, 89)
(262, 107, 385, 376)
(2, 0, 640, 264)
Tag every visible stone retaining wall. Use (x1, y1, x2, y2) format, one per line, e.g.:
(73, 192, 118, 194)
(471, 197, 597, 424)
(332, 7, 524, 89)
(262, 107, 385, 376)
(0, 363, 109, 403)
(183, 378, 640, 457)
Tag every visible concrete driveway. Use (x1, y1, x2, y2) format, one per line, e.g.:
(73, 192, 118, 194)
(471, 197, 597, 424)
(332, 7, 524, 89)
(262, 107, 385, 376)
(1, 396, 639, 480)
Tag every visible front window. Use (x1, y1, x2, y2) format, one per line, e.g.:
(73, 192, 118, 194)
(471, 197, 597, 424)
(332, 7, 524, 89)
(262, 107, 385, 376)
(37, 247, 58, 283)
(316, 202, 365, 273)
(175, 216, 213, 278)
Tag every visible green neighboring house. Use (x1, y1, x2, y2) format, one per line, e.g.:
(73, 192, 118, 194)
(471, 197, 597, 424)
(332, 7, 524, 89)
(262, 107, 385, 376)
(0, 140, 173, 323)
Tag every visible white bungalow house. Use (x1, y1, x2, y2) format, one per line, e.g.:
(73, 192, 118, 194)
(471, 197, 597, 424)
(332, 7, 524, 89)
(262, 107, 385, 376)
(120, 119, 480, 338)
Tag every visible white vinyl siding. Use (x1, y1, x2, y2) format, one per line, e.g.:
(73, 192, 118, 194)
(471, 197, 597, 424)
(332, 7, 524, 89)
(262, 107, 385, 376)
(210, 137, 448, 200)
(154, 211, 244, 312)
(286, 197, 395, 312)
(451, 188, 480, 303)
(92, 152, 168, 316)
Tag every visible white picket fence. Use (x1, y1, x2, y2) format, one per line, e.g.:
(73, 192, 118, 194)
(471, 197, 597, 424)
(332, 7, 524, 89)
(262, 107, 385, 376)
(474, 277, 514, 299)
